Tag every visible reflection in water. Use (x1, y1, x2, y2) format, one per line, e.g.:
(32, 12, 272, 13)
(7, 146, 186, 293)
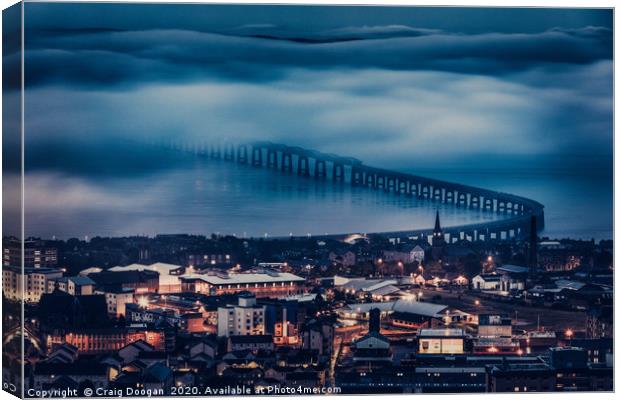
(25, 159, 504, 239)
(23, 158, 612, 240)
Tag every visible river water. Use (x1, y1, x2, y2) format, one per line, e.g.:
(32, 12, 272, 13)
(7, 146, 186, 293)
(22, 156, 612, 241)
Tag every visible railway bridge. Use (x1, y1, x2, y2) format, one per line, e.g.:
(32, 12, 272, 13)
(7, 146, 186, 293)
(173, 140, 544, 242)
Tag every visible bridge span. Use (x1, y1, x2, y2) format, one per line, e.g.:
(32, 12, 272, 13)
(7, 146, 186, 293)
(172, 140, 544, 242)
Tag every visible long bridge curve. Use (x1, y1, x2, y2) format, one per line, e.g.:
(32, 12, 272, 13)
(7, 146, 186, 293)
(172, 140, 544, 243)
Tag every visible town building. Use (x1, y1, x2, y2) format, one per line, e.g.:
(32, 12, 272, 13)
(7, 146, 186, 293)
(328, 249, 356, 267)
(538, 242, 582, 272)
(486, 362, 555, 392)
(472, 274, 501, 291)
(227, 334, 275, 352)
(87, 270, 159, 295)
(3, 238, 58, 269)
(418, 328, 465, 354)
(45, 326, 166, 354)
(2, 265, 63, 303)
(217, 293, 266, 337)
(108, 262, 184, 293)
(181, 270, 305, 297)
(586, 304, 613, 339)
(95, 287, 136, 317)
(47, 275, 96, 296)
(478, 314, 512, 338)
(301, 317, 335, 358)
(333, 276, 401, 301)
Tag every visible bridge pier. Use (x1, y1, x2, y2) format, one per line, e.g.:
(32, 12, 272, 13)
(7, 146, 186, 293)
(433, 187, 442, 202)
(484, 197, 493, 211)
(387, 177, 396, 191)
(333, 162, 345, 182)
(446, 190, 454, 203)
(365, 172, 376, 188)
(398, 180, 408, 195)
(237, 144, 248, 164)
(314, 159, 327, 179)
(351, 167, 364, 185)
(471, 196, 480, 209)
(281, 152, 293, 172)
(297, 156, 310, 177)
(458, 193, 467, 207)
(210, 143, 221, 159)
(224, 143, 235, 161)
(421, 185, 430, 199)
(267, 149, 278, 168)
(377, 175, 386, 190)
(252, 146, 263, 167)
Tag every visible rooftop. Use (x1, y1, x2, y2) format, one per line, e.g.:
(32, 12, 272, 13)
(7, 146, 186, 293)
(497, 265, 529, 274)
(338, 300, 448, 318)
(181, 271, 304, 285)
(419, 328, 464, 337)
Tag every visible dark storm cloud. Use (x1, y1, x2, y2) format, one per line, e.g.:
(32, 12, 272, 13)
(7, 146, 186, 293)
(18, 25, 611, 89)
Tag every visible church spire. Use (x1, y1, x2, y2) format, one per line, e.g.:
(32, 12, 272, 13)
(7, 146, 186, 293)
(433, 210, 442, 235)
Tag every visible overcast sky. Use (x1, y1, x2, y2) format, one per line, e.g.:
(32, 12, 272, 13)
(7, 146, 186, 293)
(6, 4, 613, 175)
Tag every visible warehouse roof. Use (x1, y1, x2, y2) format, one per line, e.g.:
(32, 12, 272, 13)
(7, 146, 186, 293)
(180, 271, 304, 285)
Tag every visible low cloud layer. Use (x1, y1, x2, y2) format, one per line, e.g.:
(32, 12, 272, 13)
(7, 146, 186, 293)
(14, 25, 611, 90)
(5, 7, 611, 178)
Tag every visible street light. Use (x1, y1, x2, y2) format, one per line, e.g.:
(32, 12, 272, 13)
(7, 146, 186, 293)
(138, 296, 149, 308)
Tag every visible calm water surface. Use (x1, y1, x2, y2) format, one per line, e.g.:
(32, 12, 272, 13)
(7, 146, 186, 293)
(24, 158, 612, 240)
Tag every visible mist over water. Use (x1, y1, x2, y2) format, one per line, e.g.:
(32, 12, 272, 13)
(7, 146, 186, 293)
(10, 6, 612, 242)
(22, 157, 611, 241)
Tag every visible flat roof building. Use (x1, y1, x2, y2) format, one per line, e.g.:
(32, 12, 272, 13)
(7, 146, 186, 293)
(181, 270, 305, 298)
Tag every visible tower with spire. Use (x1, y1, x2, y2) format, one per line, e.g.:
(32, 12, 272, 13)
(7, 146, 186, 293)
(431, 210, 446, 259)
